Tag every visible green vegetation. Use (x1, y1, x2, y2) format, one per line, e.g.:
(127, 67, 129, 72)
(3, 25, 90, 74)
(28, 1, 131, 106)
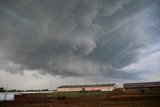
(52, 91, 111, 97)
(145, 88, 160, 94)
(0, 87, 5, 92)
(25, 89, 49, 92)
(27, 91, 112, 98)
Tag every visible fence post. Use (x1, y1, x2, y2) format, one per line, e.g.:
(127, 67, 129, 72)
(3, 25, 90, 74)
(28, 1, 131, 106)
(132, 100, 134, 107)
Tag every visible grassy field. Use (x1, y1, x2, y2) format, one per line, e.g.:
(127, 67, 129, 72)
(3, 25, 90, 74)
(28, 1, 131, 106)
(26, 91, 112, 98)
(52, 91, 111, 97)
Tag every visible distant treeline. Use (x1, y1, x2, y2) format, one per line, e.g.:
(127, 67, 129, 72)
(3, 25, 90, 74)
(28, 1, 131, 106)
(0, 87, 49, 92)
(0, 87, 5, 92)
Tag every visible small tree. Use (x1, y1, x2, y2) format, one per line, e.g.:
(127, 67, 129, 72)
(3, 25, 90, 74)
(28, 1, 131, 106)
(0, 87, 5, 92)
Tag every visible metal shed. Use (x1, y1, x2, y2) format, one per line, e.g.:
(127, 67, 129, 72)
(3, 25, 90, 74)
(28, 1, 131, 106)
(124, 81, 160, 89)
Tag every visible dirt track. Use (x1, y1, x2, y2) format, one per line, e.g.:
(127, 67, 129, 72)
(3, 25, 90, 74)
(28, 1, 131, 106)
(0, 94, 160, 107)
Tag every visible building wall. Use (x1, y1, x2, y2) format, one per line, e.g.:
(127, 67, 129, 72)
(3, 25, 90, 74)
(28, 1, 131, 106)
(57, 87, 82, 92)
(57, 86, 115, 92)
(101, 86, 115, 91)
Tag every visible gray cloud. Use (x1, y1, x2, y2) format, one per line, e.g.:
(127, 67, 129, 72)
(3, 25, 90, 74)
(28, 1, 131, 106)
(0, 0, 159, 80)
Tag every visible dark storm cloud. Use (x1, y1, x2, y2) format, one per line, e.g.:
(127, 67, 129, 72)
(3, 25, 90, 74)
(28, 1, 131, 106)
(0, 0, 159, 79)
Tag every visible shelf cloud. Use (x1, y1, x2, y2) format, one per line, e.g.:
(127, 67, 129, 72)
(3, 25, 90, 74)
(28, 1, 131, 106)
(0, 0, 159, 81)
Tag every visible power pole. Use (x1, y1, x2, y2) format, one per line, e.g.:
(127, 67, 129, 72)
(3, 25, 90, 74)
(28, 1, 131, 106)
(4, 84, 8, 101)
(50, 81, 52, 97)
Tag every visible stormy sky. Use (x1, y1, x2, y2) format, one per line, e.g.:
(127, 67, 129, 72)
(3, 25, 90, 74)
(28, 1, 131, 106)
(0, 0, 160, 90)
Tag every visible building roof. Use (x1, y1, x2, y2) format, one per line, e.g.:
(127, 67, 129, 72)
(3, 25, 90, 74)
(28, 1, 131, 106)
(58, 83, 115, 88)
(124, 81, 160, 89)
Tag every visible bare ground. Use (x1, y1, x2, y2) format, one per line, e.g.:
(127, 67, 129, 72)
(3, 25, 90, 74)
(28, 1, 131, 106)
(0, 94, 160, 107)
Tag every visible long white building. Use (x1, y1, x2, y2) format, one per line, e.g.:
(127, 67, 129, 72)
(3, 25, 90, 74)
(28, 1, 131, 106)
(57, 83, 116, 92)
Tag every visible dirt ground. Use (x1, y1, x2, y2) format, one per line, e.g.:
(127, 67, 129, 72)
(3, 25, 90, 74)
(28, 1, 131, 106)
(0, 94, 160, 107)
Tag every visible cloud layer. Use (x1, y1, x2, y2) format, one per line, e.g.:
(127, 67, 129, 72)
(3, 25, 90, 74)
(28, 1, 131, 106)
(0, 0, 159, 81)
